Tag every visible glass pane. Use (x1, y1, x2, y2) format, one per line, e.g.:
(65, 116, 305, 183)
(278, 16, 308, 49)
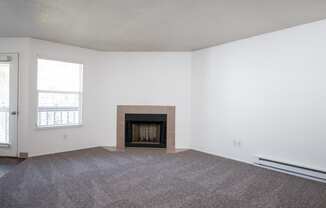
(37, 111, 81, 127)
(0, 63, 10, 143)
(37, 59, 83, 92)
(38, 92, 80, 108)
(37, 92, 81, 127)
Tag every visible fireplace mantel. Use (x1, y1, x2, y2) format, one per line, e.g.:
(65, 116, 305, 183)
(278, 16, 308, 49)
(116, 105, 175, 153)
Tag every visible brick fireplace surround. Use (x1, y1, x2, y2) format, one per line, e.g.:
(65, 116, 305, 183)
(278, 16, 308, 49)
(117, 105, 175, 153)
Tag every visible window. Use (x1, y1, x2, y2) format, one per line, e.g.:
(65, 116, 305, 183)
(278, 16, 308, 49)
(37, 58, 83, 128)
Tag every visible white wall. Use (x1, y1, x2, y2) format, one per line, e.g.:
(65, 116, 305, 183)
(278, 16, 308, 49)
(0, 38, 191, 156)
(191, 20, 326, 171)
(93, 52, 191, 148)
(26, 39, 104, 156)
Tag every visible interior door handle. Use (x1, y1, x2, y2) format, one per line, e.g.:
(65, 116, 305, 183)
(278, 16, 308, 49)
(11, 111, 17, 115)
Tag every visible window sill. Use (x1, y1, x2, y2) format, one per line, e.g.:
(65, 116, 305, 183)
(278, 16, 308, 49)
(35, 124, 83, 130)
(0, 143, 10, 148)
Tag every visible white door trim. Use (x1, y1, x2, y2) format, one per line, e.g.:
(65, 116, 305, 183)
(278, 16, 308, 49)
(0, 53, 18, 157)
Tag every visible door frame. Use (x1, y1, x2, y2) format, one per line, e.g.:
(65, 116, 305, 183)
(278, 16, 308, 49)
(0, 53, 19, 157)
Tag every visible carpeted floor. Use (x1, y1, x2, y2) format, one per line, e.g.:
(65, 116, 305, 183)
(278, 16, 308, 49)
(0, 147, 325, 208)
(0, 157, 23, 178)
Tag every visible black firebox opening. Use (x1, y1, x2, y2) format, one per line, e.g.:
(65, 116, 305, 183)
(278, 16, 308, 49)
(125, 114, 167, 148)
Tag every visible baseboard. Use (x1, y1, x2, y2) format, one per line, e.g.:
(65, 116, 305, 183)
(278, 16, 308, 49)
(254, 156, 326, 184)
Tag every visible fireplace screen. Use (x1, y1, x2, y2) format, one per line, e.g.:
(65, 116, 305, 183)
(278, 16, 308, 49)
(125, 114, 167, 148)
(132, 123, 160, 144)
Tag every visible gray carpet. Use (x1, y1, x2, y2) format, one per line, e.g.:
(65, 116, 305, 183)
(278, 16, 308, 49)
(0, 147, 325, 208)
(0, 157, 22, 178)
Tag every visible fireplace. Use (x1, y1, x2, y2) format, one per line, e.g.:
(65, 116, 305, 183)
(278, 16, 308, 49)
(125, 114, 167, 148)
(117, 105, 175, 152)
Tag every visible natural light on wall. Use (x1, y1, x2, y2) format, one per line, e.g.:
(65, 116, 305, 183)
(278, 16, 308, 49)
(37, 58, 83, 128)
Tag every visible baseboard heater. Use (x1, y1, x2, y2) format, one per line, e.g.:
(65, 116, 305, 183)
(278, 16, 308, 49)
(254, 156, 326, 183)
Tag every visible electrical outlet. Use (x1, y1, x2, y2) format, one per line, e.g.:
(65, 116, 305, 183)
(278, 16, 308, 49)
(233, 139, 242, 148)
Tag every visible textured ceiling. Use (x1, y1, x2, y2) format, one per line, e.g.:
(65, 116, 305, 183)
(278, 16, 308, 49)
(1, 0, 326, 51)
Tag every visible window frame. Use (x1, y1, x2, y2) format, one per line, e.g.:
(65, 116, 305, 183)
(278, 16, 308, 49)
(36, 57, 84, 129)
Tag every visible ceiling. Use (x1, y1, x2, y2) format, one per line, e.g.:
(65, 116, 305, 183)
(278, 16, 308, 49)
(1, 0, 326, 51)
